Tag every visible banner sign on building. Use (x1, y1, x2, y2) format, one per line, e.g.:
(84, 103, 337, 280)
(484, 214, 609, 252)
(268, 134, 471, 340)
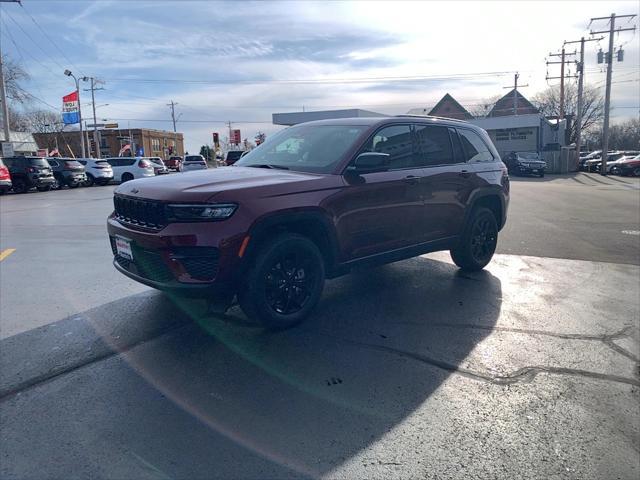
(62, 91, 80, 124)
(230, 129, 241, 145)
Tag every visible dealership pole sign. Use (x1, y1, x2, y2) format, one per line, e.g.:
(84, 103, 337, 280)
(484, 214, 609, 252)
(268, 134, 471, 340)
(62, 91, 80, 124)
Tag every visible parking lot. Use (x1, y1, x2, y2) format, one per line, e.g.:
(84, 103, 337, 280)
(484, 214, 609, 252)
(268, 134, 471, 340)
(1, 173, 639, 479)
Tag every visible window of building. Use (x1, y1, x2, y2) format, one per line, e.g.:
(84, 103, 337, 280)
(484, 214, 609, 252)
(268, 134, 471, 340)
(151, 139, 160, 151)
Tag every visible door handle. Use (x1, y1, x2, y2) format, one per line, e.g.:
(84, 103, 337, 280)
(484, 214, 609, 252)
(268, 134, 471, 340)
(459, 170, 471, 178)
(403, 175, 420, 184)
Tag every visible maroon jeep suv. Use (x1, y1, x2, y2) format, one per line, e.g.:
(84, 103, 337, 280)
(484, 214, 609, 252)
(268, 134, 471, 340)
(108, 116, 509, 328)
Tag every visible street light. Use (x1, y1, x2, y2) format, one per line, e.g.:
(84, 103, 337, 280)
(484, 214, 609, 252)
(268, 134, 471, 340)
(63, 70, 88, 157)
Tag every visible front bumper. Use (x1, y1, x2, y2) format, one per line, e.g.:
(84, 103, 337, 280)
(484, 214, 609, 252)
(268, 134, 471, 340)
(107, 215, 246, 293)
(516, 165, 545, 175)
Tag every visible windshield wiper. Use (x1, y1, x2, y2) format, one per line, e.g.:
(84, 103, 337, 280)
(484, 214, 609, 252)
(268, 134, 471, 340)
(247, 164, 290, 170)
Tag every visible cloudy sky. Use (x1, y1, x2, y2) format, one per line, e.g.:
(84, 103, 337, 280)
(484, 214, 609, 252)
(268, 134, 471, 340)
(1, 0, 638, 152)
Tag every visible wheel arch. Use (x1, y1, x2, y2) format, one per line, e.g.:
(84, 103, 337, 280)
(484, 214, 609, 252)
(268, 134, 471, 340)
(244, 208, 340, 275)
(465, 188, 506, 230)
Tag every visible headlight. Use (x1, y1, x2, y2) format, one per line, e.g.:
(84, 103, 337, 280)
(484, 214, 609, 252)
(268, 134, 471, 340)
(166, 203, 237, 222)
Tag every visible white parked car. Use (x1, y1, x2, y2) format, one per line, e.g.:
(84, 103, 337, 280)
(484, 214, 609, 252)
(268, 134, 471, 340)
(77, 158, 114, 186)
(104, 157, 155, 183)
(180, 154, 208, 172)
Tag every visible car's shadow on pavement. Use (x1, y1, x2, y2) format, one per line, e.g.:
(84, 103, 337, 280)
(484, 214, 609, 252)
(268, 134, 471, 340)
(1, 256, 501, 479)
(112, 256, 502, 478)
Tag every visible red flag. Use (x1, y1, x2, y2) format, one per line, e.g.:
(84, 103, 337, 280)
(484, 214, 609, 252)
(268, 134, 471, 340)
(119, 144, 131, 156)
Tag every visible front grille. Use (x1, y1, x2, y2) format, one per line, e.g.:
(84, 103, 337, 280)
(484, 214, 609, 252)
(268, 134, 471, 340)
(172, 247, 219, 281)
(113, 195, 167, 230)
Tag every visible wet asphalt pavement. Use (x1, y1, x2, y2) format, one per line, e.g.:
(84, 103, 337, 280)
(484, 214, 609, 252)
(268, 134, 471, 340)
(0, 173, 639, 479)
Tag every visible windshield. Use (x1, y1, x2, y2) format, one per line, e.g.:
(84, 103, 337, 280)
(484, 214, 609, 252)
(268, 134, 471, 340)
(235, 124, 366, 173)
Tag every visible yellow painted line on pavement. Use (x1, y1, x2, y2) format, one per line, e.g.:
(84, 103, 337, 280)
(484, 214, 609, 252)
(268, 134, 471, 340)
(0, 249, 16, 262)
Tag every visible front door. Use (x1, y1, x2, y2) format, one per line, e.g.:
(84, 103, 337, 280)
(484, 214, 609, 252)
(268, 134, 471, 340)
(330, 124, 427, 260)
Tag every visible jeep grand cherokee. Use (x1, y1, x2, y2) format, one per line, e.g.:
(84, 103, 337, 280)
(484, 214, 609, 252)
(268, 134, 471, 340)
(107, 116, 509, 328)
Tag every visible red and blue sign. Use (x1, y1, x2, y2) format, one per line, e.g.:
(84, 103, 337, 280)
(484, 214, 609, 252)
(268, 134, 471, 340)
(62, 91, 79, 124)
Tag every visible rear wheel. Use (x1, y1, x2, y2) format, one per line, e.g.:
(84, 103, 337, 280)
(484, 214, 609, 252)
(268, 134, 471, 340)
(12, 178, 28, 194)
(84, 173, 95, 186)
(450, 207, 498, 271)
(633, 167, 640, 177)
(238, 233, 325, 330)
(121, 172, 134, 182)
(611, 166, 621, 175)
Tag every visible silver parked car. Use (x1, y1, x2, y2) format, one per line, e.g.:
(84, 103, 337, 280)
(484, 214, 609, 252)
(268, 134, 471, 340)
(180, 154, 208, 172)
(78, 158, 114, 186)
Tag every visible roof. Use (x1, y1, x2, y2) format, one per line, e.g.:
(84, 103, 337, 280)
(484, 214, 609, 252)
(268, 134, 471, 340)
(6, 131, 38, 152)
(274, 116, 483, 133)
(272, 108, 386, 126)
(427, 93, 473, 120)
(487, 89, 538, 117)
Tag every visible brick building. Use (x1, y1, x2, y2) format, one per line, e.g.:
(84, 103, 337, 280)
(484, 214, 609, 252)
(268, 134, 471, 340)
(34, 128, 184, 159)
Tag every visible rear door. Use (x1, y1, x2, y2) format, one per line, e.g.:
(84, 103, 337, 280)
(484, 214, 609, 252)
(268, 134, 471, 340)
(414, 124, 473, 240)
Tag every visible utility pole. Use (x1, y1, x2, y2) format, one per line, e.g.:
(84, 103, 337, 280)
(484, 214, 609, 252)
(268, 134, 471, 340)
(547, 48, 577, 120)
(564, 36, 603, 161)
(227, 120, 233, 147)
(0, 0, 21, 143)
(167, 100, 178, 157)
(590, 13, 637, 175)
(0, 50, 11, 143)
(83, 77, 104, 158)
(502, 72, 528, 115)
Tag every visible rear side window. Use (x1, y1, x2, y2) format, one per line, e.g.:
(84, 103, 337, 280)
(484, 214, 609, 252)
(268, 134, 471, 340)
(449, 128, 466, 163)
(362, 125, 414, 169)
(48, 160, 59, 167)
(458, 129, 494, 162)
(414, 125, 454, 166)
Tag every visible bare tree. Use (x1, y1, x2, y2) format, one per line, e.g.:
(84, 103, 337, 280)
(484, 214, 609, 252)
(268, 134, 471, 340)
(23, 109, 61, 133)
(2, 55, 31, 105)
(532, 84, 604, 144)
(589, 118, 640, 150)
(466, 95, 501, 118)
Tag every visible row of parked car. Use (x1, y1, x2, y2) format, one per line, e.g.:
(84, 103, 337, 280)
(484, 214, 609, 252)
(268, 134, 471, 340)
(579, 151, 640, 176)
(0, 154, 214, 194)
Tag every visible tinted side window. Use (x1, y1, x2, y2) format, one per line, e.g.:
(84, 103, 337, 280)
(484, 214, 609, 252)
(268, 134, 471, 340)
(458, 129, 494, 162)
(361, 125, 414, 169)
(449, 128, 466, 164)
(414, 125, 454, 166)
(48, 160, 59, 167)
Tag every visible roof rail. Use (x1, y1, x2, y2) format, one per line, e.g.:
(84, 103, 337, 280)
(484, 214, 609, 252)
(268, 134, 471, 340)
(394, 114, 471, 124)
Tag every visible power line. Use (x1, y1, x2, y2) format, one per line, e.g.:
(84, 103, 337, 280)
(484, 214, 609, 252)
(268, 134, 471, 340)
(0, 16, 60, 78)
(102, 70, 519, 86)
(3, 10, 66, 71)
(19, 3, 85, 76)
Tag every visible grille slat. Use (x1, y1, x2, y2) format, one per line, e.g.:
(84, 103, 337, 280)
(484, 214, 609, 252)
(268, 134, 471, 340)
(114, 195, 167, 230)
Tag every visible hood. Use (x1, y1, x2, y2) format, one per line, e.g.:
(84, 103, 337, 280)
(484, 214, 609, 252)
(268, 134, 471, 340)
(114, 166, 329, 202)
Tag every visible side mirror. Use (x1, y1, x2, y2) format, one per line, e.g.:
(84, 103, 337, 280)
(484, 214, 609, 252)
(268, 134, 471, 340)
(348, 152, 390, 174)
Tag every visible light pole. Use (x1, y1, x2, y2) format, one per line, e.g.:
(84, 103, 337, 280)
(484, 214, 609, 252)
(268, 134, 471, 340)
(64, 69, 88, 158)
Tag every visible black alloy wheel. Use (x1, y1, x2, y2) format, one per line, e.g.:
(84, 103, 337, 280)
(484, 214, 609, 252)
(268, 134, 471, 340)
(238, 233, 325, 329)
(451, 207, 498, 271)
(84, 174, 95, 186)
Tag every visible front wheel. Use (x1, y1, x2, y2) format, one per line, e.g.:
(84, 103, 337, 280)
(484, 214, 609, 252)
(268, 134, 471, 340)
(121, 173, 134, 183)
(450, 207, 498, 272)
(238, 233, 325, 330)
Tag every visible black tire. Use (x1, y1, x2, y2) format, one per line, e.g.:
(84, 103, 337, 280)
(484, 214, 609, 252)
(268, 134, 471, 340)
(238, 233, 325, 330)
(611, 167, 621, 175)
(633, 167, 640, 177)
(12, 178, 28, 194)
(121, 172, 134, 183)
(85, 174, 95, 187)
(37, 185, 52, 192)
(450, 207, 498, 272)
(68, 182, 79, 189)
(539, 171, 545, 177)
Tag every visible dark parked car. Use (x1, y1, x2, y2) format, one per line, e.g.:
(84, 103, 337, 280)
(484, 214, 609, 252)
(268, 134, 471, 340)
(225, 150, 245, 166)
(504, 151, 546, 177)
(0, 158, 12, 194)
(3, 156, 55, 193)
(108, 116, 509, 329)
(46, 157, 87, 189)
(166, 156, 182, 171)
